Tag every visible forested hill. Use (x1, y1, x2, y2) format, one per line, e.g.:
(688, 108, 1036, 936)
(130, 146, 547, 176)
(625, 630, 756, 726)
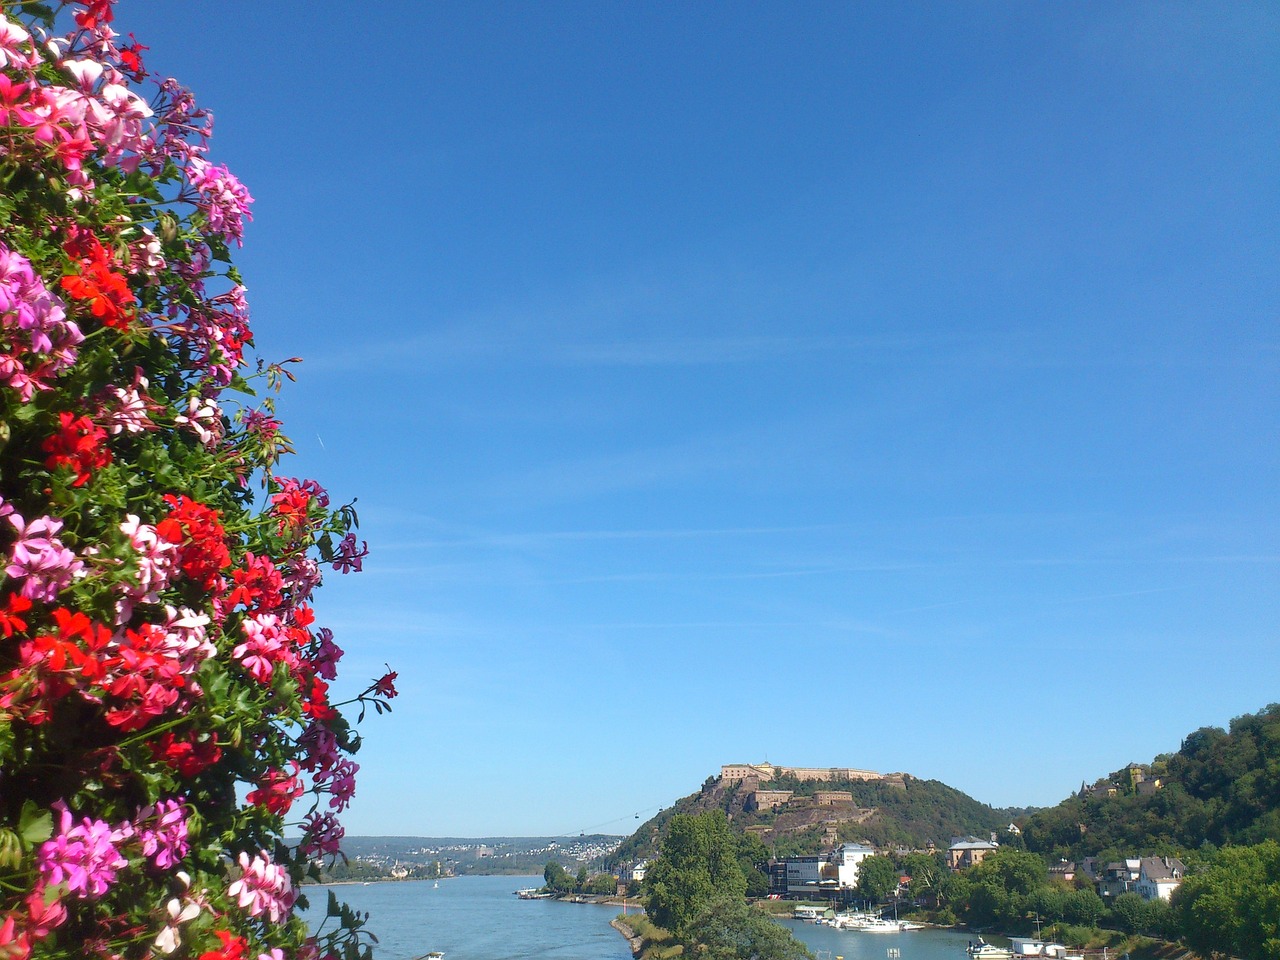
(610, 770, 1014, 865)
(1021, 703, 1280, 861)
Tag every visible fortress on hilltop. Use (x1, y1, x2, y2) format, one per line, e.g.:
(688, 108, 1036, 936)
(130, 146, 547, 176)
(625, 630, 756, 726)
(720, 763, 894, 784)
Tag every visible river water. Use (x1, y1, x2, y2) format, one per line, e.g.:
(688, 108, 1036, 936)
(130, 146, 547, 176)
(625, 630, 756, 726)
(305, 876, 983, 960)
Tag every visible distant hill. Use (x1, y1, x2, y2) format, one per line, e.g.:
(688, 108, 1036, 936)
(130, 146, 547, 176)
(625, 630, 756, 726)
(1021, 702, 1280, 861)
(610, 769, 1013, 865)
(326, 834, 625, 877)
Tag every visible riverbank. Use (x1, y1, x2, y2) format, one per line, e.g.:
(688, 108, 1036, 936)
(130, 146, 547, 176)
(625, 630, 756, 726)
(611, 918, 643, 957)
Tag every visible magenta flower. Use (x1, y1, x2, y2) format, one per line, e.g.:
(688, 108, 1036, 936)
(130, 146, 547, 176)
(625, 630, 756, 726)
(309, 627, 344, 681)
(36, 803, 131, 900)
(0, 241, 83, 401)
(136, 798, 189, 870)
(331, 533, 368, 575)
(313, 758, 359, 812)
(300, 812, 345, 858)
(298, 719, 341, 774)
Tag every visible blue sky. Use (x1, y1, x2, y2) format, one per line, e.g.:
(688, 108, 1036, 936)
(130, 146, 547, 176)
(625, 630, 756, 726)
(121, 2, 1277, 836)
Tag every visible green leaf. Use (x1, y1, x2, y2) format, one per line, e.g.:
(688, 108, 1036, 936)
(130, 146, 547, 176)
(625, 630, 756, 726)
(18, 800, 53, 846)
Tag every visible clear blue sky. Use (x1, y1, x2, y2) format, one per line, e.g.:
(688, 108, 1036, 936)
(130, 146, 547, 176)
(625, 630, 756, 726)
(122, 2, 1277, 836)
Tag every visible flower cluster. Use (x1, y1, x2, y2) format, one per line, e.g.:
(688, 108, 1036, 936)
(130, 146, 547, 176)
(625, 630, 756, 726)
(0, 4, 392, 959)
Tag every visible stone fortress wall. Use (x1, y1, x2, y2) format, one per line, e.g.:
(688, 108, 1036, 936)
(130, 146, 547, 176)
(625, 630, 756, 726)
(721, 763, 892, 783)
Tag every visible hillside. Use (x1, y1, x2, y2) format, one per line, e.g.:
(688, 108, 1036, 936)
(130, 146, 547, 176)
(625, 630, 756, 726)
(610, 768, 1012, 865)
(1021, 702, 1280, 861)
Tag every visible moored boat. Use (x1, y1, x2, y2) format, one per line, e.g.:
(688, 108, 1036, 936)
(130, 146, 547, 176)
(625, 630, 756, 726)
(967, 938, 1014, 960)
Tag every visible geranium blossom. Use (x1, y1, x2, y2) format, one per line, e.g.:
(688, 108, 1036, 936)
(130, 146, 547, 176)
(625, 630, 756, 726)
(41, 411, 112, 486)
(0, 242, 83, 401)
(135, 799, 189, 869)
(0, 5, 386, 957)
(5, 512, 84, 602)
(187, 157, 254, 245)
(36, 804, 130, 900)
(226, 852, 294, 924)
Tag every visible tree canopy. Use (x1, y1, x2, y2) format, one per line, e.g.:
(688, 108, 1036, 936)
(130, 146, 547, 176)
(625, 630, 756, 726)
(644, 812, 747, 934)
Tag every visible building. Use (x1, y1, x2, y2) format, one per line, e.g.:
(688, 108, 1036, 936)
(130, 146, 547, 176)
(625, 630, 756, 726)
(617, 860, 648, 884)
(1095, 860, 1141, 899)
(722, 763, 778, 781)
(829, 842, 876, 889)
(747, 789, 794, 812)
(947, 837, 998, 871)
(813, 791, 854, 806)
(770, 843, 878, 898)
(720, 763, 889, 784)
(783, 855, 823, 896)
(1134, 857, 1185, 901)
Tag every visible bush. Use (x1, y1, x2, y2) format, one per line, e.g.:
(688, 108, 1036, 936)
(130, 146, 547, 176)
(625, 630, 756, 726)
(0, 3, 391, 958)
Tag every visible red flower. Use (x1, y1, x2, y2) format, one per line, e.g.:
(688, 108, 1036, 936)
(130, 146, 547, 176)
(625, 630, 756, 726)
(150, 732, 222, 777)
(73, 1, 115, 30)
(246, 763, 304, 815)
(373, 670, 398, 699)
(118, 34, 148, 77)
(157, 495, 231, 591)
(41, 412, 112, 487)
(59, 238, 137, 331)
(198, 930, 247, 960)
(300, 675, 336, 721)
(0, 595, 32, 638)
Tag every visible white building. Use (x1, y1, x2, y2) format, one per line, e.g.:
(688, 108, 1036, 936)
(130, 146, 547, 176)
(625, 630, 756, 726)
(830, 842, 877, 889)
(1134, 856, 1185, 901)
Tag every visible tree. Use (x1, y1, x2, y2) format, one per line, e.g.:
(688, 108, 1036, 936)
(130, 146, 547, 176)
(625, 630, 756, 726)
(902, 850, 945, 901)
(856, 856, 899, 902)
(737, 830, 772, 898)
(1062, 887, 1103, 927)
(683, 898, 813, 960)
(576, 865, 589, 892)
(1109, 891, 1146, 933)
(1171, 841, 1280, 960)
(544, 861, 572, 893)
(587, 873, 619, 896)
(644, 812, 747, 933)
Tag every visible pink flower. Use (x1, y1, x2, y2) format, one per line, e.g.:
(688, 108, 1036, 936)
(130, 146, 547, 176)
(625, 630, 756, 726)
(230, 613, 296, 684)
(135, 798, 189, 869)
(187, 157, 254, 245)
(0, 16, 35, 70)
(35, 802, 130, 900)
(226, 851, 295, 924)
(102, 372, 157, 434)
(5, 512, 84, 602)
(118, 513, 178, 607)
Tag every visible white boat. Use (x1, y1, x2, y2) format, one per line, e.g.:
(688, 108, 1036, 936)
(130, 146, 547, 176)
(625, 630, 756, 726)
(967, 939, 1014, 960)
(854, 917, 903, 933)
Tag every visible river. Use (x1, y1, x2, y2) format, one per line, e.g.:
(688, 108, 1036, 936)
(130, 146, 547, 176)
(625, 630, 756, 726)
(305, 876, 983, 960)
